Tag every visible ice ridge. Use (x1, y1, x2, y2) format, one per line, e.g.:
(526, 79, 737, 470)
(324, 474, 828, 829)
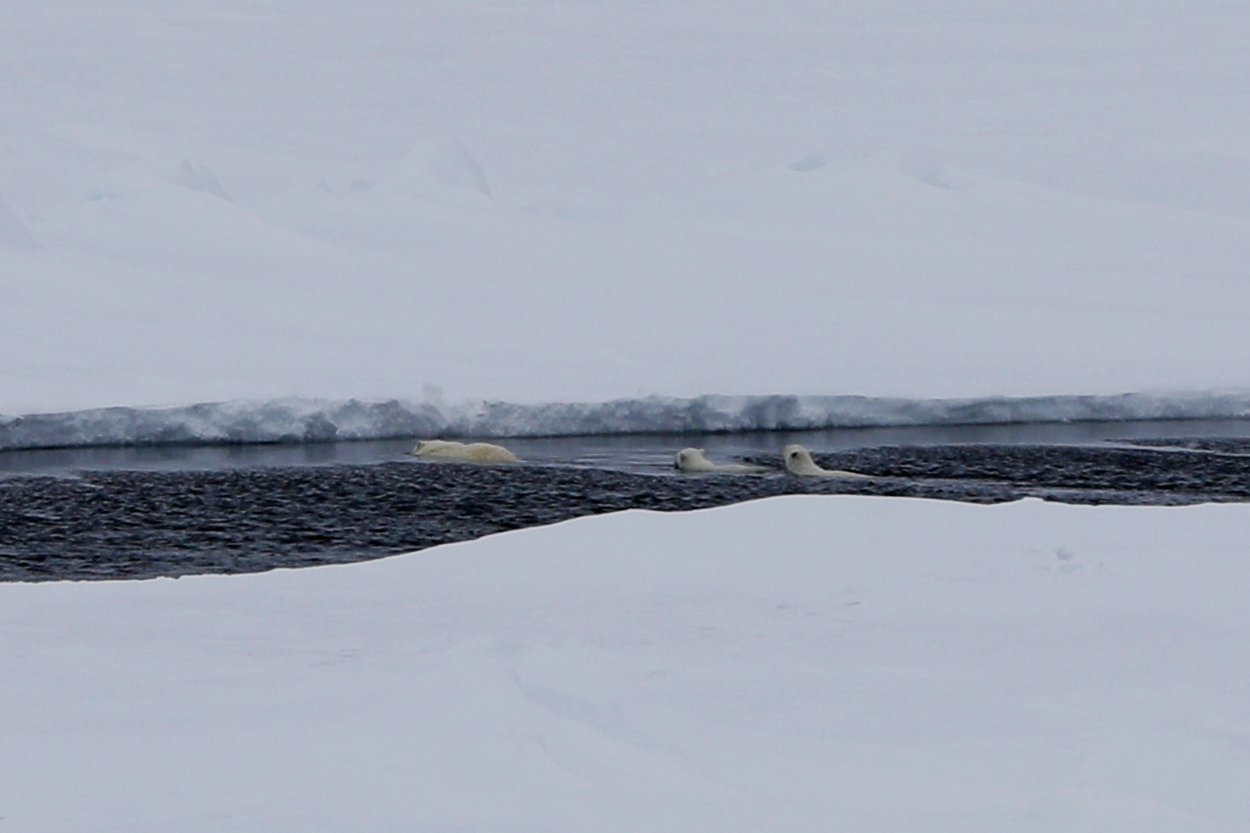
(3, 392, 1250, 451)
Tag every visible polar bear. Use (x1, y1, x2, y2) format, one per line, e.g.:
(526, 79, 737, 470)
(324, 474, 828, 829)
(409, 439, 521, 464)
(674, 447, 767, 473)
(782, 444, 868, 478)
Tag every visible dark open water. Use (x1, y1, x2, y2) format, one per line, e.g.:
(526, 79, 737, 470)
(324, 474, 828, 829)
(4, 420, 1250, 583)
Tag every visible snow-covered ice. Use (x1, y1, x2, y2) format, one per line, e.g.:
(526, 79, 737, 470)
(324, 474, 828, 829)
(7, 391, 1250, 450)
(3, 1, 1250, 415)
(2, 495, 1248, 831)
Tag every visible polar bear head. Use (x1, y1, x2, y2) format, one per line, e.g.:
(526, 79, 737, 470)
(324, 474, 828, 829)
(782, 444, 824, 476)
(675, 447, 715, 471)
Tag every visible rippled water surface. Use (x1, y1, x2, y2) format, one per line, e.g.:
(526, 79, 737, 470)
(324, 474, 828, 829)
(4, 421, 1250, 583)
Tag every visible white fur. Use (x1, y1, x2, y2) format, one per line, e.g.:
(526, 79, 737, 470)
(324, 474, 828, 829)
(674, 447, 766, 474)
(410, 439, 521, 464)
(782, 444, 868, 478)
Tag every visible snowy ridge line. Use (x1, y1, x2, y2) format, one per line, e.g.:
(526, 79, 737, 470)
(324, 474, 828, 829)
(3, 392, 1250, 451)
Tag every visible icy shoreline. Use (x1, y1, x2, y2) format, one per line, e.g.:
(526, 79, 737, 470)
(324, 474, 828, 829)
(4, 392, 1250, 451)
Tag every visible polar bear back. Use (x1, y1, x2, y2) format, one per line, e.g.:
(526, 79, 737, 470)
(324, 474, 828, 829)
(411, 439, 521, 464)
(675, 447, 766, 473)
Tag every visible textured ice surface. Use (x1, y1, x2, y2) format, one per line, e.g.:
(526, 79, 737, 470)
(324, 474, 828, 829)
(5, 392, 1250, 450)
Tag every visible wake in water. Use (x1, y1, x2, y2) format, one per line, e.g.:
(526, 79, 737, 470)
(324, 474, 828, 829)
(4, 391, 1250, 451)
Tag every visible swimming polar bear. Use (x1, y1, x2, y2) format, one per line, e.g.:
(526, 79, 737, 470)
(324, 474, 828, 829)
(410, 439, 520, 464)
(674, 447, 767, 473)
(782, 444, 868, 478)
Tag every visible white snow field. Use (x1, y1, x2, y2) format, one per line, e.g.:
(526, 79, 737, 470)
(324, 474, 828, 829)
(4, 1, 1250, 416)
(2, 495, 1249, 831)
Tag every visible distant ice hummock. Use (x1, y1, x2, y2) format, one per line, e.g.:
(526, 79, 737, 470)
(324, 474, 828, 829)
(0, 192, 37, 250)
(177, 160, 232, 202)
(380, 139, 493, 201)
(3, 392, 1250, 451)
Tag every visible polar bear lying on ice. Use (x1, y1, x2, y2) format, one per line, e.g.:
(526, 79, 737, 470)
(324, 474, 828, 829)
(674, 447, 766, 473)
(782, 444, 868, 478)
(409, 439, 521, 464)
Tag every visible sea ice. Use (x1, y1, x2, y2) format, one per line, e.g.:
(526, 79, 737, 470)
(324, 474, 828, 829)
(5, 391, 1250, 450)
(3, 1, 1250, 413)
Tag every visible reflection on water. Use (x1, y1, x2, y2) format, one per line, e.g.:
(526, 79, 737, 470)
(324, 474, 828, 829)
(4, 419, 1250, 478)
